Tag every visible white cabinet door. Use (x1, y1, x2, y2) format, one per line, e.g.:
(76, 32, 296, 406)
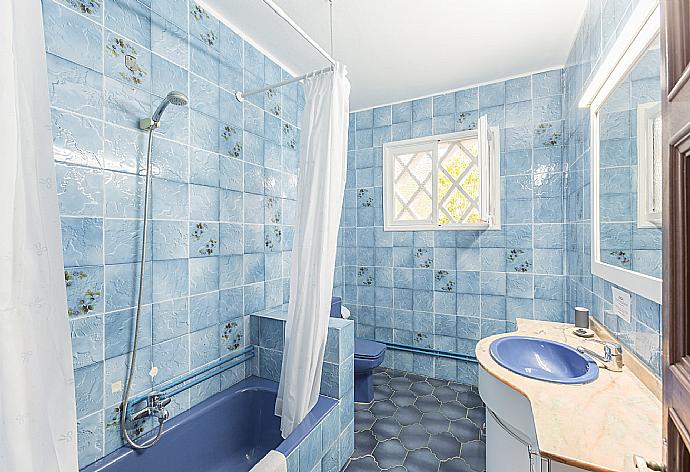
(486, 409, 534, 472)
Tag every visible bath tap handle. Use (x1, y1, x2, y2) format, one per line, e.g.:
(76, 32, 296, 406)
(131, 407, 152, 422)
(130, 392, 172, 423)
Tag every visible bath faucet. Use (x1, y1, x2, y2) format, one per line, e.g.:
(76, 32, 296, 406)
(130, 392, 171, 423)
(577, 339, 624, 372)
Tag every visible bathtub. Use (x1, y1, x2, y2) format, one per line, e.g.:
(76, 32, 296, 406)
(82, 376, 337, 472)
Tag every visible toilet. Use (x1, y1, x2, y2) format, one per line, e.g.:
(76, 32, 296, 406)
(353, 338, 386, 402)
(330, 297, 387, 403)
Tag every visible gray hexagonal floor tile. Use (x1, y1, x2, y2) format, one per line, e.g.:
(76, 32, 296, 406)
(449, 418, 481, 442)
(415, 394, 441, 413)
(406, 372, 426, 382)
(399, 423, 430, 450)
(457, 390, 483, 409)
(391, 390, 417, 407)
(428, 432, 461, 461)
(395, 405, 423, 426)
(421, 411, 451, 435)
(410, 381, 434, 396)
(374, 372, 390, 386)
(352, 429, 378, 459)
(373, 438, 407, 470)
(344, 455, 380, 472)
(403, 447, 440, 472)
(374, 384, 394, 401)
(440, 401, 468, 421)
(355, 410, 376, 432)
(390, 376, 413, 391)
(371, 399, 397, 418)
(447, 382, 473, 394)
(433, 385, 459, 403)
(349, 368, 485, 472)
(427, 377, 449, 387)
(439, 457, 473, 472)
(372, 416, 403, 441)
(467, 406, 486, 428)
(461, 439, 486, 471)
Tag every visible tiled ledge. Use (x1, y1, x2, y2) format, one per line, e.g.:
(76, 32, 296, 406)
(249, 304, 355, 471)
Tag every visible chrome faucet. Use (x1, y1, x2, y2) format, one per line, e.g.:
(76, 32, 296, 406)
(130, 392, 171, 423)
(577, 339, 624, 372)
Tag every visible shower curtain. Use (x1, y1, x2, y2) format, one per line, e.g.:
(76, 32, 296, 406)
(0, 1, 79, 470)
(275, 63, 350, 437)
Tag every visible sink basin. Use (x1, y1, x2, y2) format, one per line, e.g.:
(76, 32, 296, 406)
(489, 336, 599, 384)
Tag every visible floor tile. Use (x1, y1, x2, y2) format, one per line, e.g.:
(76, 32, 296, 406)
(343, 367, 486, 472)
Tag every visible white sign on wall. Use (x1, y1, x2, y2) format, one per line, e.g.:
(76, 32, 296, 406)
(612, 287, 632, 323)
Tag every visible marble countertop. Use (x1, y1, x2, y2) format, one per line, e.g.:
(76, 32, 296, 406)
(475, 319, 662, 472)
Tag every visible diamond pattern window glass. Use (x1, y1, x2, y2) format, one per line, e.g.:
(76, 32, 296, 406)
(393, 149, 433, 222)
(383, 116, 500, 231)
(437, 138, 481, 226)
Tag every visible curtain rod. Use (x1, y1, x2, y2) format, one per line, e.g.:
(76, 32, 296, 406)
(235, 0, 338, 102)
(235, 65, 333, 102)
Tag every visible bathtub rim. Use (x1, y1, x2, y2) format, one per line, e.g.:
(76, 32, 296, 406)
(81, 375, 337, 471)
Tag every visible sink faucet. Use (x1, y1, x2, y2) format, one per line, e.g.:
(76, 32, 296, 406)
(577, 339, 624, 372)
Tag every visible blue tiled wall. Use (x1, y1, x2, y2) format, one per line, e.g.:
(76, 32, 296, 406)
(43, 0, 303, 467)
(563, 0, 662, 375)
(337, 69, 568, 385)
(251, 306, 355, 471)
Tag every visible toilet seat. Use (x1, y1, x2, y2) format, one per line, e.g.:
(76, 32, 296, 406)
(354, 338, 386, 360)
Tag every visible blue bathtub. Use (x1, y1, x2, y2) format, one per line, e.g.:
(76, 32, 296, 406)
(82, 376, 337, 472)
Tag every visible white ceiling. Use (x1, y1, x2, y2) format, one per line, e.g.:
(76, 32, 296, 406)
(203, 0, 587, 111)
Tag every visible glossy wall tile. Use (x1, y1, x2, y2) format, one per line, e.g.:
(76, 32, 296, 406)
(563, 0, 662, 375)
(43, 0, 304, 467)
(336, 69, 568, 385)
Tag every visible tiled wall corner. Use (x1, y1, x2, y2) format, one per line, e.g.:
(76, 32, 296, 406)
(563, 0, 662, 375)
(340, 69, 568, 384)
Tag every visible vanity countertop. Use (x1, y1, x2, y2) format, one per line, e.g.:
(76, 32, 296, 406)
(475, 319, 662, 472)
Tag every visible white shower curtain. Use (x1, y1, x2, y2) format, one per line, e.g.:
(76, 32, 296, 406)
(0, 1, 79, 470)
(275, 63, 350, 437)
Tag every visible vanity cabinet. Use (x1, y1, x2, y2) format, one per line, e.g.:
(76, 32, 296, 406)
(479, 367, 588, 472)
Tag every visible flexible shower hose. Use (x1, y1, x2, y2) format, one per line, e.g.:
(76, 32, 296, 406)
(119, 124, 165, 449)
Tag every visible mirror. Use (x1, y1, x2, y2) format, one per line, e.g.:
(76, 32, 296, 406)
(597, 37, 661, 279)
(585, 3, 662, 304)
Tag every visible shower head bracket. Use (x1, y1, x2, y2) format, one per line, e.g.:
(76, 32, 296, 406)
(234, 91, 245, 103)
(139, 118, 159, 131)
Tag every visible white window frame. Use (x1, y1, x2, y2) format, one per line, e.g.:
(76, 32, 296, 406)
(636, 101, 662, 228)
(382, 117, 501, 232)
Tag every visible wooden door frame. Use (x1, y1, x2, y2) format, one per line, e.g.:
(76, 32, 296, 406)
(662, 0, 690, 469)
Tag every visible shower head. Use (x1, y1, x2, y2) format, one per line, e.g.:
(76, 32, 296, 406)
(151, 91, 189, 123)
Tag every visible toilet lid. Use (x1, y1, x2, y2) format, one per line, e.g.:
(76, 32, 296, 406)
(355, 338, 385, 359)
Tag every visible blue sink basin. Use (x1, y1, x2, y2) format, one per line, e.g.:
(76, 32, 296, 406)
(489, 336, 599, 384)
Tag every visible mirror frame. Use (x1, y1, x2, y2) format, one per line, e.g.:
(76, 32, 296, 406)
(580, 0, 662, 304)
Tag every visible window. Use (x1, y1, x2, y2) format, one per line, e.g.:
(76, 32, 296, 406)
(383, 115, 500, 231)
(636, 101, 662, 228)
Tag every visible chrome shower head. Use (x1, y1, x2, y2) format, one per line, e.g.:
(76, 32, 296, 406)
(166, 91, 189, 107)
(151, 91, 189, 123)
